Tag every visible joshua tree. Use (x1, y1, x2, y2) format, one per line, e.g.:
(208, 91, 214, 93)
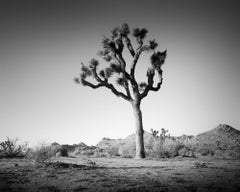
(74, 23, 167, 159)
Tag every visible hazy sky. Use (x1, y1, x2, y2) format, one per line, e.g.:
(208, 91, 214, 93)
(1, 0, 240, 146)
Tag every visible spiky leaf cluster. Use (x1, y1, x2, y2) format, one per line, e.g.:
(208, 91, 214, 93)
(138, 82, 147, 91)
(89, 58, 99, 69)
(111, 27, 119, 38)
(150, 50, 167, 71)
(99, 68, 114, 80)
(98, 49, 112, 62)
(74, 77, 80, 84)
(147, 67, 155, 78)
(116, 77, 128, 87)
(119, 23, 130, 36)
(133, 28, 148, 40)
(110, 63, 121, 73)
(149, 39, 158, 50)
(102, 37, 116, 50)
(111, 23, 130, 39)
(80, 63, 92, 79)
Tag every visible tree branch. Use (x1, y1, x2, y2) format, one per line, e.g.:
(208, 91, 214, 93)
(111, 53, 133, 83)
(140, 70, 163, 99)
(128, 45, 152, 96)
(81, 79, 104, 89)
(130, 45, 150, 77)
(81, 66, 131, 102)
(104, 82, 132, 101)
(124, 80, 132, 100)
(124, 36, 135, 57)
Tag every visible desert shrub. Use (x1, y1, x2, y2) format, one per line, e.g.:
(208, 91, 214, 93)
(119, 144, 135, 158)
(178, 145, 195, 158)
(194, 161, 208, 168)
(106, 146, 120, 157)
(29, 143, 57, 163)
(151, 138, 185, 158)
(0, 137, 28, 158)
(80, 149, 95, 157)
(144, 136, 155, 156)
(227, 150, 240, 159)
(150, 128, 159, 138)
(92, 148, 108, 157)
(68, 145, 98, 157)
(93, 149, 108, 157)
(195, 143, 215, 156)
(55, 147, 68, 157)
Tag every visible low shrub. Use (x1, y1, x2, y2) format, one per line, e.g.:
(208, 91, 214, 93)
(151, 138, 185, 158)
(55, 147, 68, 157)
(0, 137, 28, 158)
(178, 146, 195, 157)
(29, 143, 56, 163)
(80, 149, 95, 157)
(194, 143, 215, 156)
(119, 144, 135, 158)
(93, 150, 108, 157)
(106, 146, 120, 157)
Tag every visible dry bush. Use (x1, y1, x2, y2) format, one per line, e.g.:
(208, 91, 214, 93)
(150, 138, 185, 158)
(93, 149, 108, 157)
(28, 143, 57, 163)
(55, 147, 68, 157)
(194, 143, 215, 157)
(68, 145, 98, 157)
(80, 150, 95, 157)
(106, 146, 120, 157)
(70, 148, 94, 157)
(148, 128, 196, 158)
(0, 137, 28, 158)
(119, 144, 135, 158)
(194, 161, 208, 168)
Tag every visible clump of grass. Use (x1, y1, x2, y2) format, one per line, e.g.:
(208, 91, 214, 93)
(194, 161, 208, 168)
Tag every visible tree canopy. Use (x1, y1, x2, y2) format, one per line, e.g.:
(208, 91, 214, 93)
(75, 23, 167, 104)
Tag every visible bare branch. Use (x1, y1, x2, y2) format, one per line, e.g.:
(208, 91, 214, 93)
(80, 60, 131, 102)
(81, 78, 104, 89)
(125, 83, 132, 100)
(124, 36, 135, 57)
(111, 54, 133, 83)
(130, 45, 150, 77)
(104, 82, 132, 101)
(140, 69, 163, 99)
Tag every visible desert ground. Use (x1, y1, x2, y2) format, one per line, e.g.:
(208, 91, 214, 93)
(0, 157, 240, 192)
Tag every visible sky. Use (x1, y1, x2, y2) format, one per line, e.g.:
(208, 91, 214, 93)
(0, 0, 240, 147)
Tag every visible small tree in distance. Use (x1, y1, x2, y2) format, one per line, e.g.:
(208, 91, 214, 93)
(75, 23, 167, 159)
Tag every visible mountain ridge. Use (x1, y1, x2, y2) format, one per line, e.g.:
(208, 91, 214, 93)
(97, 124, 240, 149)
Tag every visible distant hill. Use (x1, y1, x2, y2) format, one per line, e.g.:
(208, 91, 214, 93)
(55, 124, 240, 159)
(96, 124, 240, 158)
(97, 124, 240, 148)
(97, 131, 153, 149)
(96, 137, 123, 149)
(196, 124, 240, 150)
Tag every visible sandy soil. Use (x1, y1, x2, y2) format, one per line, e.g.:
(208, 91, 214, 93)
(0, 157, 240, 192)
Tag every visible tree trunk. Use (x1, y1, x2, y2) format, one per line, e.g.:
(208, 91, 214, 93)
(132, 103, 145, 159)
